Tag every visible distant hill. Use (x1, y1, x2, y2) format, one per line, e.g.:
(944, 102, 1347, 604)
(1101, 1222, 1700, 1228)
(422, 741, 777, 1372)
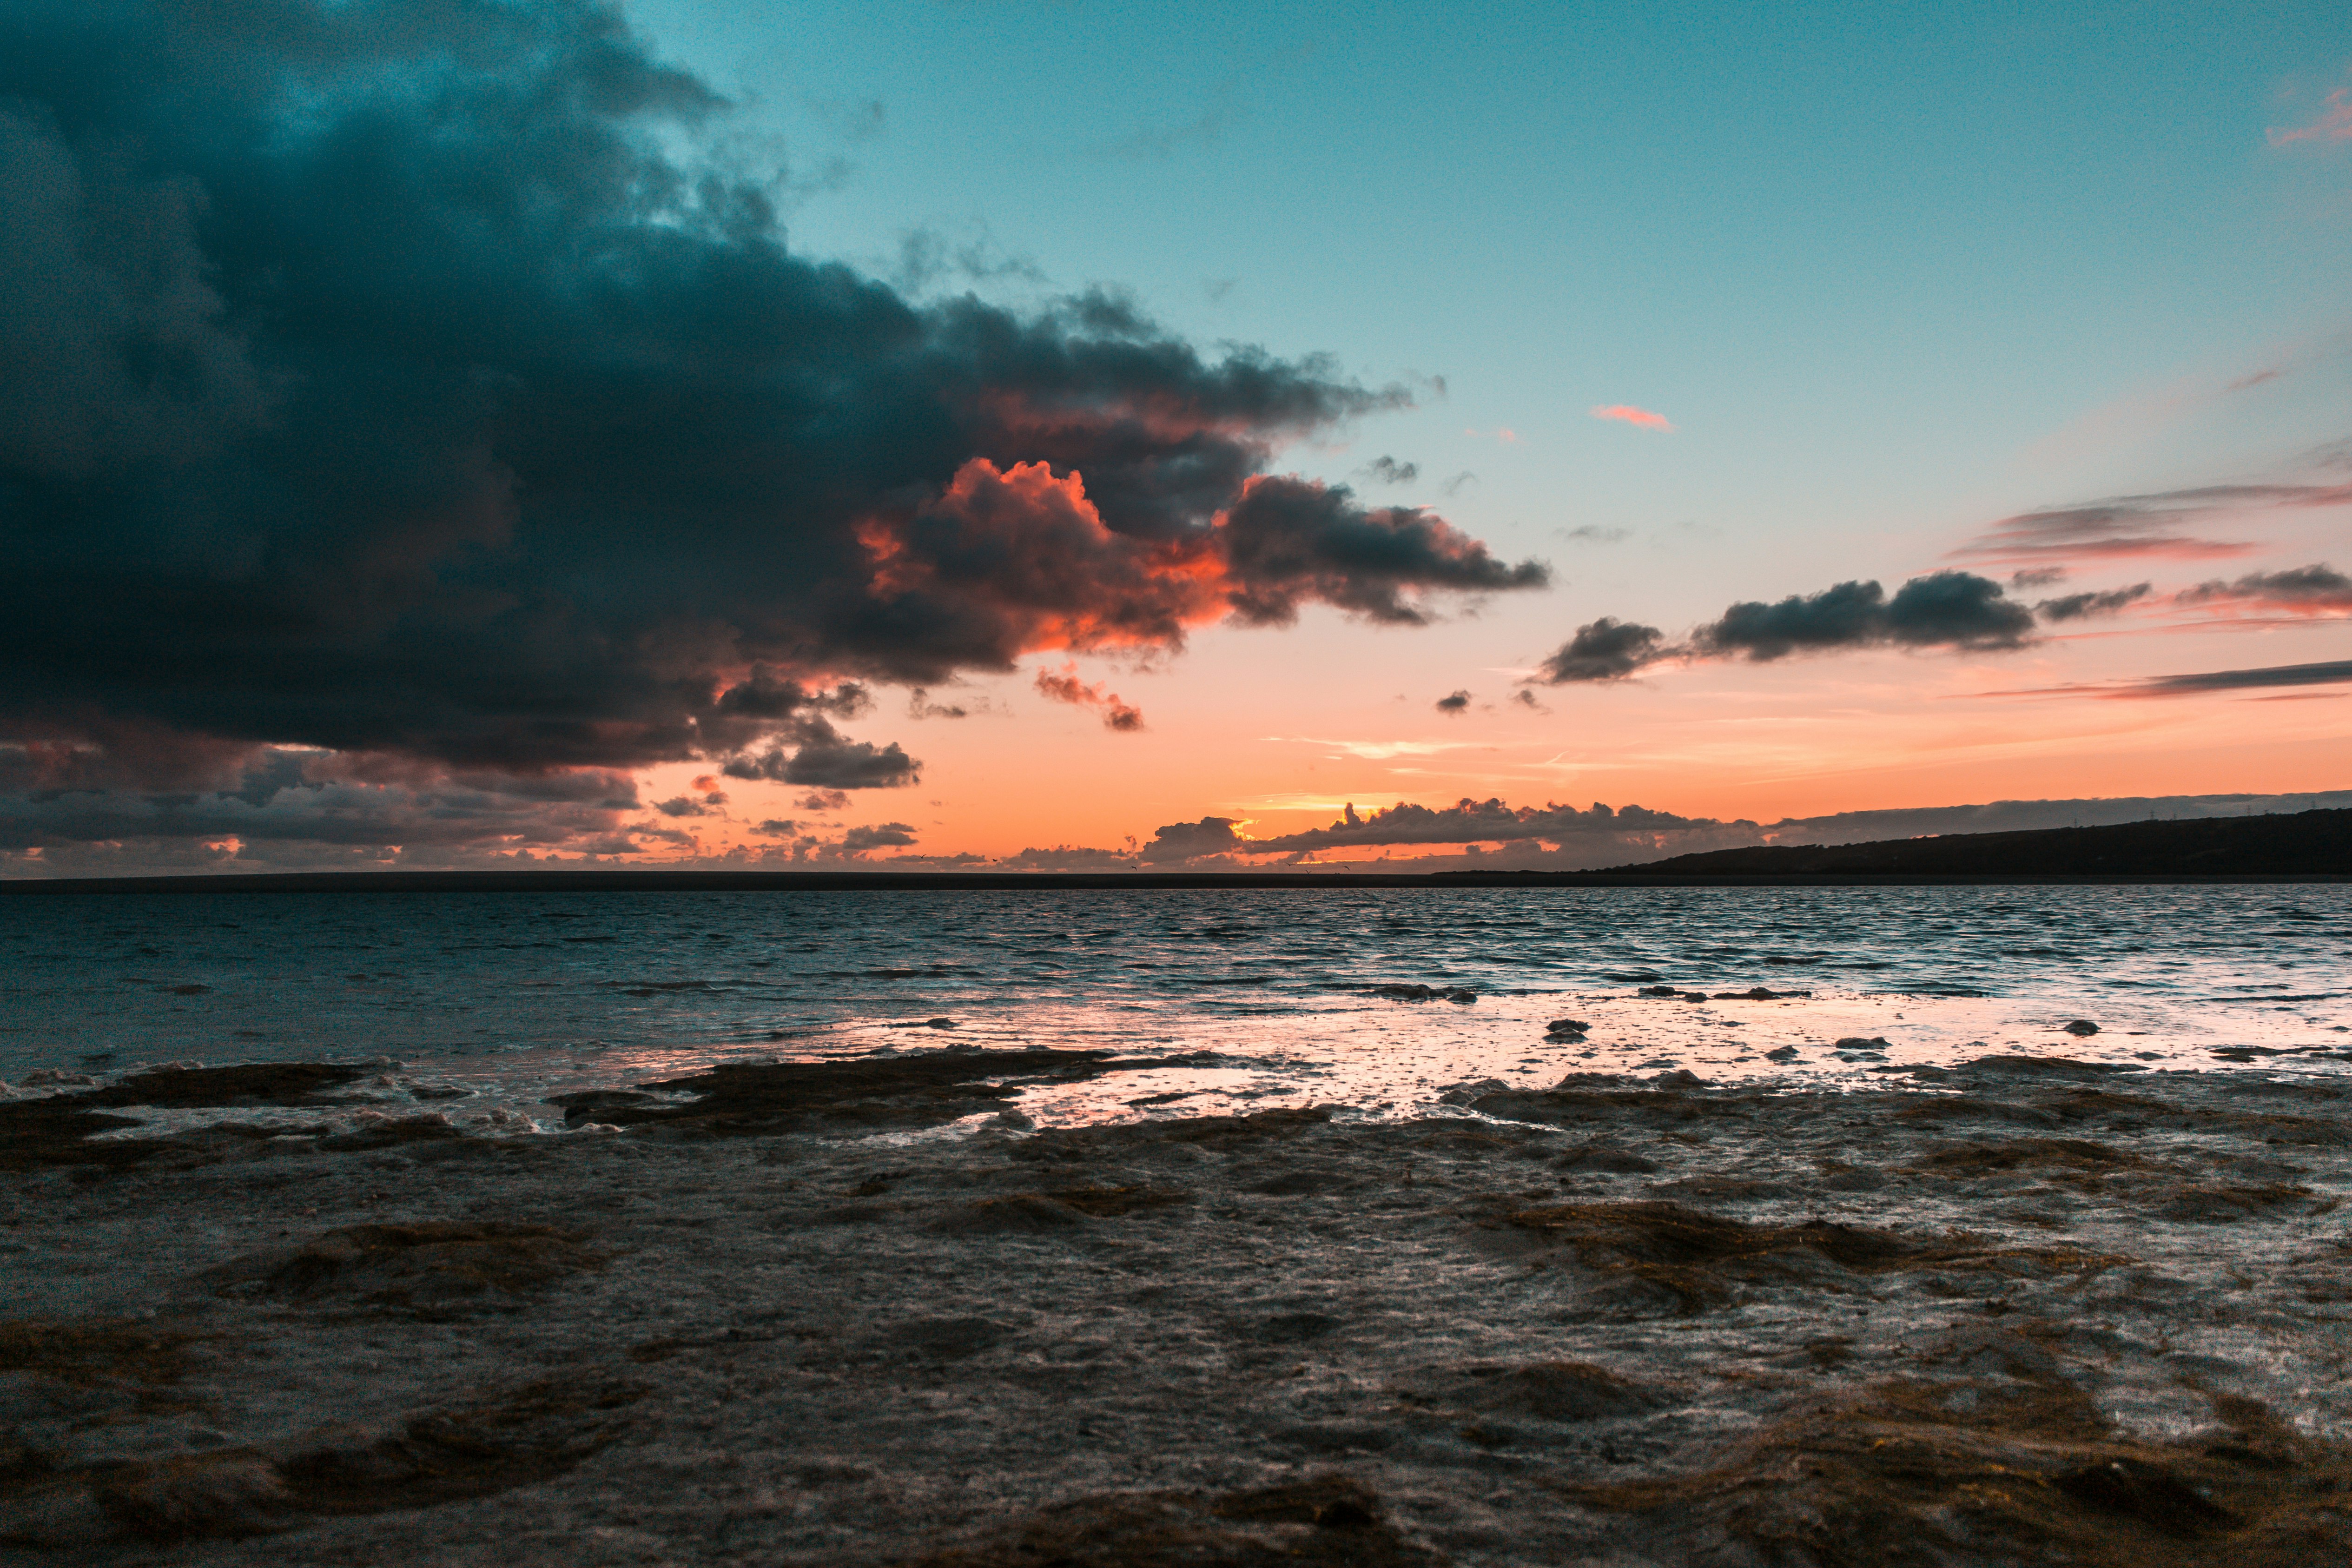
(1613, 806, 2352, 878)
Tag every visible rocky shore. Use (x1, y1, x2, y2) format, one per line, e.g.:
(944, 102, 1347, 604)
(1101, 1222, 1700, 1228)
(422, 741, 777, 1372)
(0, 1051, 2347, 1565)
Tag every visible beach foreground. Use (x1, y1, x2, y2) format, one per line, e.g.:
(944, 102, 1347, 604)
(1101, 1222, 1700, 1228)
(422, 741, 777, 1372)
(1, 1054, 2347, 1566)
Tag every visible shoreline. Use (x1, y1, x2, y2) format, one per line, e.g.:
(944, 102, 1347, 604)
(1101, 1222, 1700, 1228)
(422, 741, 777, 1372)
(5, 868, 2350, 893)
(0, 1054, 2346, 1563)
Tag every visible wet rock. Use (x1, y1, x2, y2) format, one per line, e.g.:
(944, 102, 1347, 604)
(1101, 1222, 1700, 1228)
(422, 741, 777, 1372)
(1370, 983, 1474, 1002)
(1257, 1311, 1342, 1344)
(318, 1113, 462, 1151)
(1833, 1037, 1892, 1053)
(1545, 1018, 1590, 1036)
(1551, 1143, 1661, 1175)
(1957, 1055, 2141, 1079)
(1651, 1069, 1707, 1089)
(586, 1048, 1138, 1136)
(1567, 1376, 2346, 1568)
(544, 1090, 658, 1119)
(881, 1317, 1013, 1360)
(1764, 1045, 1803, 1062)
(931, 1194, 1087, 1236)
(1271, 1422, 1396, 1454)
(1713, 987, 1813, 1000)
(2063, 1019, 2101, 1037)
(203, 1222, 602, 1318)
(1041, 1184, 1194, 1217)
(1247, 1169, 1352, 1197)
(2147, 1182, 2314, 1223)
(1637, 986, 1682, 998)
(1485, 1200, 2056, 1314)
(1407, 1359, 1666, 1422)
(892, 1472, 1436, 1567)
(73, 1064, 368, 1109)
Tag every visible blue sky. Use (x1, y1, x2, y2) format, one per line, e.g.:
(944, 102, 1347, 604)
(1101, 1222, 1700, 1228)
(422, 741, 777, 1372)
(633, 0, 2349, 589)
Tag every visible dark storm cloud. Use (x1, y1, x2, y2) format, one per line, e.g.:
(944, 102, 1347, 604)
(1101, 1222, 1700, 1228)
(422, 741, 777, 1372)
(2174, 564, 2352, 613)
(1534, 617, 1672, 682)
(1434, 689, 1471, 714)
(2033, 583, 2151, 621)
(0, 0, 1541, 813)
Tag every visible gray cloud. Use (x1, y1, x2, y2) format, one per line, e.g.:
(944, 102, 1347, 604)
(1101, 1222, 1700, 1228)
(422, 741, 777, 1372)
(1139, 816, 1245, 863)
(1953, 484, 2352, 566)
(841, 822, 917, 851)
(1434, 689, 1471, 714)
(1359, 456, 1418, 485)
(1696, 572, 2035, 660)
(1537, 571, 2036, 684)
(1535, 617, 1672, 683)
(2175, 563, 2352, 612)
(2034, 583, 2150, 621)
(2120, 660, 2352, 697)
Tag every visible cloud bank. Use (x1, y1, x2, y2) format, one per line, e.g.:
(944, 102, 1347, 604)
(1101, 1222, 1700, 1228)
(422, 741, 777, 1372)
(1534, 571, 2036, 683)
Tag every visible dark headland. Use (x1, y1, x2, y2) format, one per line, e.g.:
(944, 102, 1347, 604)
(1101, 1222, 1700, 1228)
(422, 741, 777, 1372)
(3, 807, 2346, 892)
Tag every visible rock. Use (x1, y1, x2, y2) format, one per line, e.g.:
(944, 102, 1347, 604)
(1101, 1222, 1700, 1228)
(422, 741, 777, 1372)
(1545, 1019, 1591, 1035)
(1637, 986, 1682, 998)
(882, 1316, 1013, 1359)
(1765, 1046, 1802, 1062)
(2063, 1019, 2101, 1037)
(1257, 1311, 1341, 1343)
(1713, 987, 1813, 1000)
(1833, 1037, 1892, 1052)
(545, 1090, 657, 1123)
(1551, 1143, 1660, 1174)
(891, 1473, 1433, 1567)
(1651, 1070, 1707, 1089)
(202, 1222, 602, 1318)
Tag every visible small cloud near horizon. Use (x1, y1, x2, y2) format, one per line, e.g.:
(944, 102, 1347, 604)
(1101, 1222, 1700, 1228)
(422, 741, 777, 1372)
(1589, 405, 1674, 432)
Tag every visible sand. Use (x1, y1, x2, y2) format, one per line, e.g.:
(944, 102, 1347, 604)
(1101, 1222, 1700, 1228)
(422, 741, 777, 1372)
(0, 1051, 2347, 1565)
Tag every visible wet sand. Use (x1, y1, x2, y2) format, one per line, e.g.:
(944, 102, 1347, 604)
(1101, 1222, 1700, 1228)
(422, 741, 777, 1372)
(0, 1052, 2347, 1565)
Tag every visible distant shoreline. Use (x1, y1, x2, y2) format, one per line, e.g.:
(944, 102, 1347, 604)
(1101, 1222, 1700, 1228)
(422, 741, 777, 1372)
(1, 868, 2345, 893)
(7, 807, 2347, 891)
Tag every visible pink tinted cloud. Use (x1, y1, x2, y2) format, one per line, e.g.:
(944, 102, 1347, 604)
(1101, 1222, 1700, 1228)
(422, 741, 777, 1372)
(1588, 405, 1674, 432)
(2270, 87, 2352, 146)
(1034, 662, 1145, 731)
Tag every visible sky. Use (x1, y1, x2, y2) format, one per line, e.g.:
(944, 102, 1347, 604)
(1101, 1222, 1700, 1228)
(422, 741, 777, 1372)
(0, 0, 2347, 874)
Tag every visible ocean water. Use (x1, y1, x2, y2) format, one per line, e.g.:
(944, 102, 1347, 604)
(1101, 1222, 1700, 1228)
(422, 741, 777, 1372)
(1, 886, 2346, 1128)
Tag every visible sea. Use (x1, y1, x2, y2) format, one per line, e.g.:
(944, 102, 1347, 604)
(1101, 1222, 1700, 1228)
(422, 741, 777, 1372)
(2, 885, 2346, 1131)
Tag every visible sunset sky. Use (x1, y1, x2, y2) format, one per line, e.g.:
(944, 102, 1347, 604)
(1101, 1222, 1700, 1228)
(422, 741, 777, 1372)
(1, 0, 2347, 873)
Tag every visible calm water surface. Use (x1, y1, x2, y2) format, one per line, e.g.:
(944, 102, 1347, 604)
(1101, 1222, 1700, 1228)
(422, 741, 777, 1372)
(2, 886, 2346, 1127)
